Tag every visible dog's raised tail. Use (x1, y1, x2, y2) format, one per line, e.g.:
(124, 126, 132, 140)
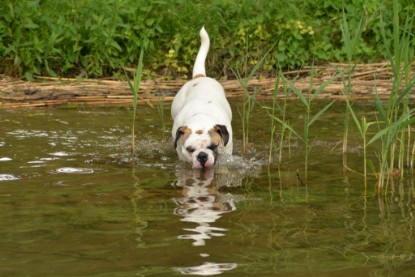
(192, 27, 210, 78)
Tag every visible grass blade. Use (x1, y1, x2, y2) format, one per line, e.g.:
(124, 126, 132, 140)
(270, 115, 303, 142)
(373, 86, 387, 122)
(283, 76, 308, 107)
(345, 100, 364, 137)
(308, 100, 335, 127)
(311, 70, 345, 101)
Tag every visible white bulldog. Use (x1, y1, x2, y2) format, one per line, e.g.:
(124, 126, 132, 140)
(171, 27, 233, 169)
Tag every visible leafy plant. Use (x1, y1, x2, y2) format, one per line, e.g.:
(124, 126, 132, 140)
(1, 0, 414, 79)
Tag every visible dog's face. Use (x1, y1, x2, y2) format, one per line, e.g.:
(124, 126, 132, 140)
(174, 124, 229, 169)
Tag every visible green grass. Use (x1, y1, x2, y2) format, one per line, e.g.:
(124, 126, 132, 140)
(1, 0, 414, 80)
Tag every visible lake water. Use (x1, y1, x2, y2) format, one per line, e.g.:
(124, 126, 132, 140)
(1, 101, 414, 276)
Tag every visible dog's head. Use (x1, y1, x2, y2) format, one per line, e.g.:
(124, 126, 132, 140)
(174, 124, 229, 169)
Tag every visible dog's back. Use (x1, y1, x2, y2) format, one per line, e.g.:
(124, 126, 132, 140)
(171, 27, 233, 167)
(171, 27, 230, 120)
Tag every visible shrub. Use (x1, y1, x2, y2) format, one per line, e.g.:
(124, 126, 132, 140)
(0, 0, 413, 79)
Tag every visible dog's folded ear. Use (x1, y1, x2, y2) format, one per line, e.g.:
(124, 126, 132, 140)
(213, 124, 230, 146)
(174, 126, 190, 148)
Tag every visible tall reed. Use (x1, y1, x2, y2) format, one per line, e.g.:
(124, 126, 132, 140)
(157, 97, 167, 140)
(371, 0, 415, 190)
(233, 42, 277, 154)
(269, 66, 345, 179)
(262, 68, 293, 165)
(126, 48, 144, 154)
(340, 0, 415, 190)
(267, 68, 281, 164)
(343, 88, 377, 189)
(340, 8, 366, 169)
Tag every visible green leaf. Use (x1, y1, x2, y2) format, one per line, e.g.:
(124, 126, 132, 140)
(345, 100, 363, 137)
(283, 76, 308, 108)
(366, 111, 414, 146)
(308, 100, 335, 127)
(24, 71, 33, 81)
(398, 112, 415, 130)
(45, 60, 57, 77)
(367, 125, 389, 146)
(145, 18, 155, 26)
(311, 70, 345, 101)
(366, 159, 378, 178)
(270, 115, 303, 142)
(246, 40, 278, 81)
(24, 19, 39, 29)
(110, 41, 122, 51)
(373, 85, 387, 122)
(396, 77, 415, 106)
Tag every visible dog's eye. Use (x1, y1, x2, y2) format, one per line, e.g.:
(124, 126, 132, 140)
(186, 147, 195, 153)
(208, 144, 218, 151)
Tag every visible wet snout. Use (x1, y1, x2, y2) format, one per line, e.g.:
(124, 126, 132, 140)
(197, 151, 209, 167)
(192, 150, 215, 169)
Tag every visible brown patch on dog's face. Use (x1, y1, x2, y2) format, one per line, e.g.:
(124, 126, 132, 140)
(209, 124, 230, 146)
(174, 126, 192, 148)
(208, 129, 223, 147)
(195, 130, 203, 135)
(207, 124, 230, 159)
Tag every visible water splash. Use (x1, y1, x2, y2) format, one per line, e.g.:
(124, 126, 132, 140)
(0, 174, 20, 181)
(0, 157, 12, 162)
(53, 167, 94, 174)
(174, 262, 237, 276)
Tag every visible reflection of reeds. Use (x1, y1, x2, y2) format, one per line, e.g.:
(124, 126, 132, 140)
(131, 168, 148, 249)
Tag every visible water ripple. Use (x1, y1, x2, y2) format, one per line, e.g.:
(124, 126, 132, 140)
(0, 157, 12, 162)
(49, 151, 70, 157)
(0, 174, 20, 181)
(53, 167, 94, 174)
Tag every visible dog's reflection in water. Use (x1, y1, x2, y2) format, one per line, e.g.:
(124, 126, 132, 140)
(172, 168, 236, 247)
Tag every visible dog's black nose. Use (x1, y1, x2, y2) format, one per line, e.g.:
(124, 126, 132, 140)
(197, 152, 208, 166)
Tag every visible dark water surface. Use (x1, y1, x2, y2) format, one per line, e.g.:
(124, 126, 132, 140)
(1, 102, 414, 276)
